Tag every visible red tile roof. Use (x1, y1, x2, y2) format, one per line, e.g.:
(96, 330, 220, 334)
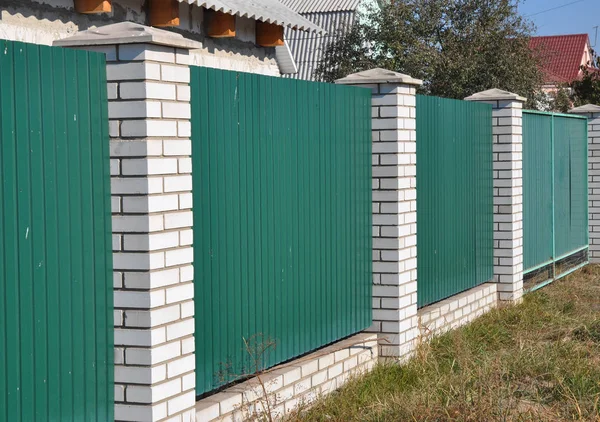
(529, 34, 589, 84)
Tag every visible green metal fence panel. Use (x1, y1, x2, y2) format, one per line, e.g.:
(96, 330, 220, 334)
(522, 112, 554, 271)
(554, 116, 588, 259)
(416, 95, 494, 308)
(522, 111, 588, 276)
(0, 40, 113, 422)
(191, 67, 372, 396)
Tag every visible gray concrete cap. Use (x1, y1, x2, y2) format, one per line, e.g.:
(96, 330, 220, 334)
(335, 68, 423, 86)
(53, 22, 202, 50)
(569, 104, 600, 114)
(465, 88, 526, 102)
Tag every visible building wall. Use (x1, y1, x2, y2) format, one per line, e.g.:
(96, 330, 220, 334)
(0, 0, 281, 76)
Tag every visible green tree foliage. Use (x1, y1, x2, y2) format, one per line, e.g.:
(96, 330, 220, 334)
(316, 0, 545, 106)
(570, 52, 600, 107)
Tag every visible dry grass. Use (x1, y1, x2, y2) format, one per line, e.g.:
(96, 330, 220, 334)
(288, 265, 600, 422)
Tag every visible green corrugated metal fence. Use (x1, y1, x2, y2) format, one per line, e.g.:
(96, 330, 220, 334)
(0, 40, 113, 421)
(416, 95, 494, 308)
(522, 111, 588, 285)
(191, 67, 372, 396)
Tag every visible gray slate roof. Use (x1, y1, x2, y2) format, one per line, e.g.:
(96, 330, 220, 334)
(183, 0, 324, 33)
(280, 0, 363, 13)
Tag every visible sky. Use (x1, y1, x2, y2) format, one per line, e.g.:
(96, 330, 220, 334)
(518, 0, 600, 47)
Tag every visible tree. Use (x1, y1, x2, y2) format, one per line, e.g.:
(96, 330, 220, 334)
(316, 0, 545, 107)
(570, 51, 600, 107)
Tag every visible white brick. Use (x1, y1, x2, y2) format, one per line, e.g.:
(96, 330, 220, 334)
(126, 340, 181, 365)
(177, 85, 191, 101)
(180, 300, 194, 318)
(120, 81, 177, 100)
(113, 251, 164, 270)
(164, 211, 193, 229)
(107, 62, 161, 81)
(125, 305, 180, 328)
(114, 289, 165, 309)
(165, 247, 193, 267)
(110, 139, 163, 157)
(167, 354, 195, 378)
(167, 390, 195, 416)
(177, 121, 191, 137)
(179, 229, 193, 246)
(178, 158, 192, 174)
(182, 373, 195, 391)
(111, 177, 163, 195)
(115, 403, 166, 422)
(121, 120, 178, 137)
(166, 283, 194, 304)
(162, 102, 191, 119)
(163, 140, 191, 156)
(124, 232, 180, 252)
(161, 64, 190, 83)
(114, 327, 166, 347)
(122, 158, 179, 176)
(166, 318, 194, 341)
(164, 175, 192, 193)
(109, 101, 161, 119)
(112, 215, 164, 233)
(124, 268, 180, 289)
(122, 194, 180, 213)
(181, 337, 195, 354)
(179, 193, 193, 209)
(127, 378, 182, 404)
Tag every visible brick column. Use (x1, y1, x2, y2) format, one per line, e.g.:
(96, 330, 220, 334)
(56, 22, 200, 422)
(570, 104, 600, 263)
(336, 68, 422, 359)
(466, 89, 525, 302)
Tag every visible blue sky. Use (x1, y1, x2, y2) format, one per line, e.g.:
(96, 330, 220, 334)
(518, 0, 600, 47)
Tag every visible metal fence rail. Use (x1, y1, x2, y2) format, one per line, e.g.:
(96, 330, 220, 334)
(191, 67, 373, 396)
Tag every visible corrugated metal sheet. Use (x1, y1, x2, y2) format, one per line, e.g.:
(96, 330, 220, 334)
(0, 40, 113, 421)
(416, 95, 494, 308)
(554, 116, 588, 257)
(522, 111, 588, 273)
(191, 66, 372, 396)
(284, 10, 356, 80)
(275, 41, 298, 74)
(523, 112, 554, 271)
(183, 0, 325, 32)
(281, 0, 363, 13)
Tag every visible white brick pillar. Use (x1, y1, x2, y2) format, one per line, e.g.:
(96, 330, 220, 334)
(570, 104, 600, 263)
(55, 22, 200, 422)
(336, 68, 422, 359)
(465, 89, 525, 302)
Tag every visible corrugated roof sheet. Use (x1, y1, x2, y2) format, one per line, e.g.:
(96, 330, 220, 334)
(284, 10, 355, 80)
(280, 0, 362, 13)
(182, 0, 324, 33)
(529, 34, 589, 83)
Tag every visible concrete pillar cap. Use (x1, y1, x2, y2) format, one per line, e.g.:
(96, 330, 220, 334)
(335, 68, 423, 86)
(569, 104, 600, 114)
(53, 21, 202, 50)
(465, 88, 526, 102)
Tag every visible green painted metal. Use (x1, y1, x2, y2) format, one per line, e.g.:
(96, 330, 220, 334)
(0, 40, 113, 422)
(522, 111, 588, 275)
(416, 95, 494, 308)
(191, 67, 372, 396)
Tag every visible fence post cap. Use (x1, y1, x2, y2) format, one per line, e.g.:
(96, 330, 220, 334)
(53, 21, 202, 50)
(335, 68, 423, 86)
(465, 88, 526, 102)
(569, 104, 600, 114)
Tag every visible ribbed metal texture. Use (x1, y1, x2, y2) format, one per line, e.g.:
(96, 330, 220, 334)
(554, 116, 589, 258)
(281, 0, 362, 13)
(191, 67, 372, 396)
(416, 95, 494, 308)
(522, 112, 554, 270)
(0, 40, 113, 422)
(284, 10, 355, 80)
(522, 112, 588, 272)
(183, 0, 325, 33)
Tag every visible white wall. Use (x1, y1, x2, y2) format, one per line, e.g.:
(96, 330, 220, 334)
(0, 0, 281, 76)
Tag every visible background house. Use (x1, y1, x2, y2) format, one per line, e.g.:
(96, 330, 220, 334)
(281, 0, 380, 80)
(530, 33, 593, 91)
(0, 0, 321, 76)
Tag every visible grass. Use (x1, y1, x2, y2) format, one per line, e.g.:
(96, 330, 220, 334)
(288, 265, 600, 421)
